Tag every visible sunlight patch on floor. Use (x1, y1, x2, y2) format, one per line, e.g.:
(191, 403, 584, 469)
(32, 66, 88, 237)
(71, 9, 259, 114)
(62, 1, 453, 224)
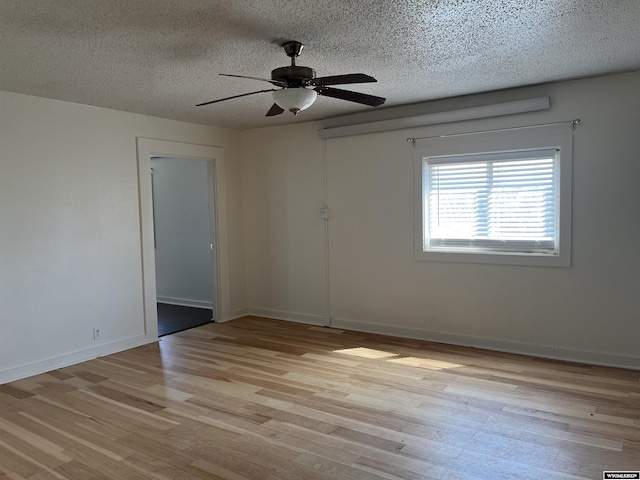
(333, 347, 399, 359)
(388, 356, 464, 371)
(334, 347, 465, 370)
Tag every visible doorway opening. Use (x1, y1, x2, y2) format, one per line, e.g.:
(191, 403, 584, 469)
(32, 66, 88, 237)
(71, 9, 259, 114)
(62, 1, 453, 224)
(151, 157, 215, 336)
(137, 138, 227, 341)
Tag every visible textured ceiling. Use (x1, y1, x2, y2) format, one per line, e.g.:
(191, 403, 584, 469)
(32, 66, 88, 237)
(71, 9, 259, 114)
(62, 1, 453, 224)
(1, 0, 639, 130)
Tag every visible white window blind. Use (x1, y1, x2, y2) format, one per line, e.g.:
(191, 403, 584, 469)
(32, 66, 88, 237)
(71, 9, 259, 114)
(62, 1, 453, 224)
(423, 148, 559, 255)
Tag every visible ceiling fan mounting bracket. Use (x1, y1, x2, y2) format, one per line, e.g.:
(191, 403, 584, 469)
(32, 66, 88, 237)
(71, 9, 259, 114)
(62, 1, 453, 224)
(281, 41, 304, 59)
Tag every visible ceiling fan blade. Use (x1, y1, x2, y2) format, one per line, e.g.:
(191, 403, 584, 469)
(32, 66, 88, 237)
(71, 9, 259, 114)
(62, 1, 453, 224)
(265, 103, 284, 117)
(196, 89, 276, 107)
(219, 74, 287, 87)
(316, 87, 386, 107)
(310, 73, 377, 86)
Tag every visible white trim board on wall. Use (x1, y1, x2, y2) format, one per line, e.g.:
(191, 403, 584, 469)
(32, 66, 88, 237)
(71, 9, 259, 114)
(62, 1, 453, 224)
(318, 97, 550, 139)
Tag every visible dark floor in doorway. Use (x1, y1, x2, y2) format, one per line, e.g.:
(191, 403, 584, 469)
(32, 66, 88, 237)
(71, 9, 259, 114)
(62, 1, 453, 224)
(157, 303, 213, 336)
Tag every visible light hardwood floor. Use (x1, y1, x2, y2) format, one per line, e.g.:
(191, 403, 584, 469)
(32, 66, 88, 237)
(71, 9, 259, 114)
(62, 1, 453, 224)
(1, 316, 639, 479)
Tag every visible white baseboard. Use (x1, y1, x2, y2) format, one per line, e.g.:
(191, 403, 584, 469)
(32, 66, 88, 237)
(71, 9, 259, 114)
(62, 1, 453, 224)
(249, 308, 325, 326)
(221, 308, 250, 322)
(0, 334, 157, 385)
(330, 317, 640, 371)
(6, 313, 635, 386)
(156, 296, 212, 309)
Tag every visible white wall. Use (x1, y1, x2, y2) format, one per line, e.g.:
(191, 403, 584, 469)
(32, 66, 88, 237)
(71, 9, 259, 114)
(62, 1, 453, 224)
(151, 157, 213, 309)
(241, 70, 640, 369)
(0, 92, 246, 383)
(3, 70, 639, 384)
(242, 122, 328, 325)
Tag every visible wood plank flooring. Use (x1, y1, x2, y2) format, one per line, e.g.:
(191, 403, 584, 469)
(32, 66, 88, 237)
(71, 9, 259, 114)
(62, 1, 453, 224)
(1, 316, 639, 479)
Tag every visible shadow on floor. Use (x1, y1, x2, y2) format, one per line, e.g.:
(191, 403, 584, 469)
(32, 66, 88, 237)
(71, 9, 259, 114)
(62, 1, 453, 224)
(157, 303, 213, 337)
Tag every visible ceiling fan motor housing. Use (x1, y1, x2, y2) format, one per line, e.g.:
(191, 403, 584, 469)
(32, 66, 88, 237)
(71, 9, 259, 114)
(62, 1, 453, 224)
(271, 66, 316, 87)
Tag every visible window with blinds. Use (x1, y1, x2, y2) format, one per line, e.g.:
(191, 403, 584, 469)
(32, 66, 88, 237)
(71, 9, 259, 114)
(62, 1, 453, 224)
(423, 148, 559, 255)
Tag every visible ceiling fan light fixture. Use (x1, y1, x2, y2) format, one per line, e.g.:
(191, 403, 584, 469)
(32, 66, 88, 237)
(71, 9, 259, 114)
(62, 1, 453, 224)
(273, 88, 317, 115)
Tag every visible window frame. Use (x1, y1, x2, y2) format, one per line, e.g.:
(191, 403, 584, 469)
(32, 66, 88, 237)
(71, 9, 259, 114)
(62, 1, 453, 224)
(413, 127, 573, 267)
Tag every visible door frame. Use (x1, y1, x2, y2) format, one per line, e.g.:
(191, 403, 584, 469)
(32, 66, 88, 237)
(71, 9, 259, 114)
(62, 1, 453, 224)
(136, 138, 229, 338)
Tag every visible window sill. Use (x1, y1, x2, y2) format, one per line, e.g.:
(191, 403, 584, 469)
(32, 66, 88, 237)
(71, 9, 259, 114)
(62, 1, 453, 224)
(415, 249, 571, 267)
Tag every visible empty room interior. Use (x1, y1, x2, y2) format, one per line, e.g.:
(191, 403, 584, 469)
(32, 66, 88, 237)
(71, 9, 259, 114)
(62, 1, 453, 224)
(1, 1, 639, 479)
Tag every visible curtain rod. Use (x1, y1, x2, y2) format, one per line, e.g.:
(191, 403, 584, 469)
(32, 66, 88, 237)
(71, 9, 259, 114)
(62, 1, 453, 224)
(407, 119, 580, 144)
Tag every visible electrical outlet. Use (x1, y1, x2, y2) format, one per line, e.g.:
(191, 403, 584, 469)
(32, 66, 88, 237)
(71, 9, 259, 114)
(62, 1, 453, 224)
(93, 327, 102, 340)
